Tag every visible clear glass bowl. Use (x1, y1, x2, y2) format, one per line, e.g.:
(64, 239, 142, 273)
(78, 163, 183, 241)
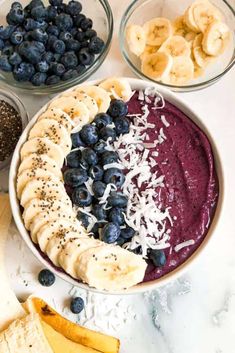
(0, 89, 28, 170)
(119, 0, 235, 92)
(0, 0, 113, 94)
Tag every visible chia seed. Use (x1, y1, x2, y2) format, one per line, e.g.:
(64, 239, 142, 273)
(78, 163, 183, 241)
(0, 100, 22, 162)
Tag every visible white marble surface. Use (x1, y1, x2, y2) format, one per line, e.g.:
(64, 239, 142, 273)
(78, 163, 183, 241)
(1, 0, 235, 352)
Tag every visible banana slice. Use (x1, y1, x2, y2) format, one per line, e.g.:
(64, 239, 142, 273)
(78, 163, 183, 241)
(62, 91, 98, 121)
(23, 198, 72, 230)
(202, 20, 230, 56)
(126, 24, 146, 56)
(48, 96, 90, 129)
(17, 168, 61, 199)
(162, 56, 194, 85)
(99, 77, 133, 102)
(140, 45, 159, 61)
(18, 154, 62, 179)
(37, 220, 81, 253)
(20, 138, 64, 169)
(158, 35, 191, 58)
(75, 245, 147, 291)
(20, 178, 67, 208)
(184, 4, 200, 32)
(77, 85, 111, 113)
(173, 16, 197, 47)
(37, 108, 73, 132)
(28, 119, 72, 156)
(193, 33, 213, 67)
(141, 52, 173, 81)
(143, 17, 173, 46)
(58, 237, 101, 278)
(193, 1, 223, 33)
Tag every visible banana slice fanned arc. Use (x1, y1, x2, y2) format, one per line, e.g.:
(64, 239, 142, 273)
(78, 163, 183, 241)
(99, 77, 133, 102)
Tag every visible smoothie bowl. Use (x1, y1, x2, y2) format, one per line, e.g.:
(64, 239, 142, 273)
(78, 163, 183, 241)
(9, 77, 223, 294)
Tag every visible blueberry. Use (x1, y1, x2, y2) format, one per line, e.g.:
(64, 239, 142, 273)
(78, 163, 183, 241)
(78, 48, 94, 65)
(94, 113, 112, 129)
(108, 207, 125, 225)
(51, 39, 65, 54)
(62, 69, 78, 81)
(107, 192, 128, 207)
(79, 158, 89, 170)
(0, 56, 12, 72)
(103, 168, 125, 188)
(0, 39, 5, 50)
(59, 31, 72, 42)
(57, 3, 67, 14)
(2, 45, 14, 56)
(6, 13, 16, 26)
(18, 41, 42, 64)
(77, 211, 91, 228)
(121, 226, 135, 239)
(88, 36, 104, 54)
(76, 30, 85, 42)
(85, 29, 97, 39)
(99, 127, 116, 142)
(114, 117, 130, 135)
(31, 6, 47, 20)
(100, 222, 121, 244)
(82, 148, 98, 166)
(149, 249, 166, 267)
(116, 237, 126, 246)
(70, 296, 84, 314)
(80, 124, 99, 145)
(93, 140, 106, 155)
(89, 164, 103, 181)
(64, 168, 88, 187)
(49, 0, 63, 6)
(76, 63, 86, 74)
(30, 28, 48, 43)
(50, 62, 65, 76)
(0, 25, 16, 40)
(46, 34, 57, 49)
(92, 180, 106, 198)
(46, 6, 58, 21)
(72, 186, 92, 207)
(66, 1, 82, 16)
(11, 2, 22, 10)
(92, 203, 107, 221)
(31, 72, 47, 86)
(13, 62, 35, 81)
(36, 60, 49, 72)
(108, 100, 128, 118)
(34, 19, 47, 30)
(27, 0, 44, 11)
(8, 8, 25, 24)
(47, 25, 59, 36)
(24, 18, 37, 31)
(73, 14, 85, 28)
(80, 18, 93, 31)
(70, 27, 78, 37)
(65, 150, 80, 168)
(32, 40, 46, 53)
(10, 31, 23, 44)
(45, 74, 60, 85)
(38, 269, 55, 287)
(71, 132, 85, 147)
(101, 151, 119, 166)
(55, 13, 73, 31)
(9, 52, 22, 66)
(41, 51, 54, 63)
(90, 222, 99, 236)
(66, 39, 80, 51)
(60, 51, 78, 69)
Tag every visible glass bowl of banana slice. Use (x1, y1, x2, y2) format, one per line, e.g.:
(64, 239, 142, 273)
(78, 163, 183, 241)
(119, 0, 235, 91)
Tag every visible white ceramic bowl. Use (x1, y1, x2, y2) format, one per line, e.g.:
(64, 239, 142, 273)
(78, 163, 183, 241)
(9, 78, 223, 294)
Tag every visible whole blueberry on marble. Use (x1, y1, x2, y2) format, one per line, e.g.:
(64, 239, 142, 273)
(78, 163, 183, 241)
(38, 269, 55, 287)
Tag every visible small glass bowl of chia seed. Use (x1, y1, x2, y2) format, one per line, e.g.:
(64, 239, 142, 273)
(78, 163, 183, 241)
(0, 89, 28, 171)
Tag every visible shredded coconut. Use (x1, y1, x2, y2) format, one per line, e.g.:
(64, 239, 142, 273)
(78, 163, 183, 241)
(174, 239, 195, 252)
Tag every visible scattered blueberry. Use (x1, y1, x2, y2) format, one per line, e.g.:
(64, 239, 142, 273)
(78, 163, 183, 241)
(71, 132, 85, 148)
(121, 226, 135, 239)
(70, 296, 84, 314)
(60, 51, 78, 69)
(55, 13, 73, 31)
(103, 168, 125, 188)
(107, 192, 128, 207)
(100, 222, 121, 244)
(108, 207, 125, 225)
(92, 203, 107, 221)
(89, 36, 104, 54)
(72, 185, 92, 207)
(38, 269, 55, 287)
(0, 56, 12, 72)
(93, 140, 107, 154)
(13, 62, 35, 81)
(101, 151, 119, 165)
(77, 211, 91, 228)
(10, 31, 23, 44)
(92, 180, 106, 198)
(94, 113, 112, 129)
(36, 60, 49, 72)
(80, 124, 99, 145)
(64, 168, 88, 187)
(88, 164, 103, 181)
(108, 100, 128, 118)
(149, 249, 166, 267)
(45, 74, 60, 85)
(9, 52, 22, 66)
(78, 48, 94, 65)
(82, 148, 98, 166)
(80, 18, 92, 31)
(31, 71, 47, 85)
(114, 117, 130, 135)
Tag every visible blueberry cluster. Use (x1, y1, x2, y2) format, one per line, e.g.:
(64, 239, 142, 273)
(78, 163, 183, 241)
(0, 0, 104, 86)
(63, 99, 135, 245)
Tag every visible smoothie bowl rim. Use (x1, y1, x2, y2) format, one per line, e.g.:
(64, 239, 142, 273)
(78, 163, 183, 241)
(9, 77, 224, 295)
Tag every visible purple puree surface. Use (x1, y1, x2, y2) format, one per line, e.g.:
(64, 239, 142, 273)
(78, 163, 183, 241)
(127, 92, 219, 282)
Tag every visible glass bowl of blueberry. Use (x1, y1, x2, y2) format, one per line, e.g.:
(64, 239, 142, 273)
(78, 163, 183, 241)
(0, 0, 113, 93)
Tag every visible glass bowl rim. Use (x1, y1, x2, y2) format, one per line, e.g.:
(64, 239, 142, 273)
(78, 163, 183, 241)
(119, 0, 235, 92)
(0, 0, 114, 94)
